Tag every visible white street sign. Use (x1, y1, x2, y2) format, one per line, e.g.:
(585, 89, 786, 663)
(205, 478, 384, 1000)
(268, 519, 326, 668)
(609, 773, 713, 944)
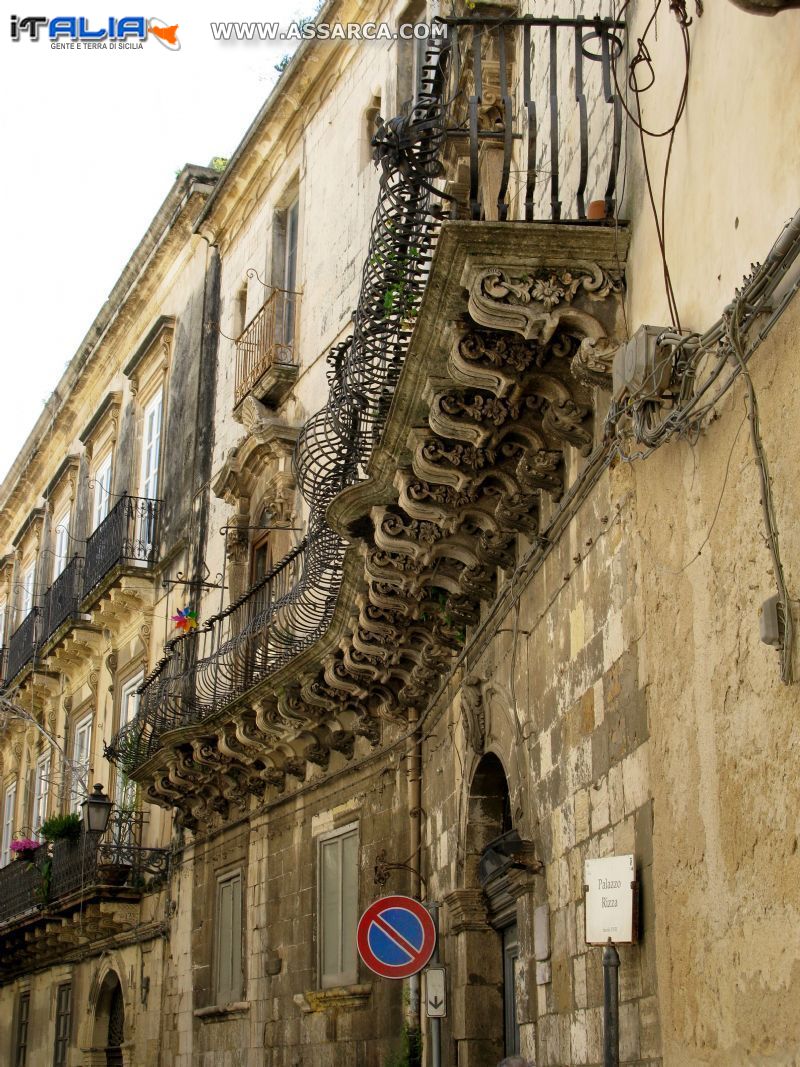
(584, 854, 637, 945)
(425, 964, 447, 1018)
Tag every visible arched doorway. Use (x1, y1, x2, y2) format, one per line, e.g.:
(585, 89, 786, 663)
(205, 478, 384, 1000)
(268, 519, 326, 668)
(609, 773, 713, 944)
(465, 753, 520, 1059)
(93, 971, 125, 1067)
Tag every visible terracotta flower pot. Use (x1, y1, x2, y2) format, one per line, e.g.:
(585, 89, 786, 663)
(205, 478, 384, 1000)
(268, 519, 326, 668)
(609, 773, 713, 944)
(587, 199, 615, 221)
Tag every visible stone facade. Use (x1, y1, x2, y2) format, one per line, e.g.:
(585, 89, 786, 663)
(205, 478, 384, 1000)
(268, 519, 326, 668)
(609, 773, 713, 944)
(1, 0, 799, 1065)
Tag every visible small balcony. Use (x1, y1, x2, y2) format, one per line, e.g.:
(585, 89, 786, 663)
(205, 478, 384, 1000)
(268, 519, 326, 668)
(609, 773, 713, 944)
(234, 287, 299, 409)
(6, 608, 39, 686)
(82, 495, 161, 604)
(40, 555, 85, 647)
(0, 814, 170, 978)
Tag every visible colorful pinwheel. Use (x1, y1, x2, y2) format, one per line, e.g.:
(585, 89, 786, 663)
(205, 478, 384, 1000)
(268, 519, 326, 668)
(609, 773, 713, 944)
(171, 606, 198, 632)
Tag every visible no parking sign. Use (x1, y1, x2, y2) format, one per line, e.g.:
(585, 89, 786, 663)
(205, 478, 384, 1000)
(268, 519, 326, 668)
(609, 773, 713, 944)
(356, 895, 437, 980)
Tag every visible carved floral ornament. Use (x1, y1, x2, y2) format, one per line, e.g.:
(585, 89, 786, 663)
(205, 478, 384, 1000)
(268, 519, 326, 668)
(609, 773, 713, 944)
(467, 264, 625, 386)
(212, 398, 299, 526)
(141, 254, 626, 827)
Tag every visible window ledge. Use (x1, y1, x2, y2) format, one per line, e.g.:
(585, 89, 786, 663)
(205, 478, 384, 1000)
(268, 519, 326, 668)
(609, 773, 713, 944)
(193, 1001, 250, 1021)
(294, 984, 372, 1014)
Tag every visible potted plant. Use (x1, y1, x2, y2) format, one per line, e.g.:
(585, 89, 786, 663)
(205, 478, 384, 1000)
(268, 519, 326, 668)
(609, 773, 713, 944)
(39, 812, 82, 844)
(10, 837, 42, 863)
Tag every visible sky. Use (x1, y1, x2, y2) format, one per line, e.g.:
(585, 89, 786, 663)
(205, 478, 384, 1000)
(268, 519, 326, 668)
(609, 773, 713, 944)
(0, 0, 312, 483)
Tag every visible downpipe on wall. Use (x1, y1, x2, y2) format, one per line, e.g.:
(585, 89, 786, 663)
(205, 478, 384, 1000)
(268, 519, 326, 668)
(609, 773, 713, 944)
(407, 705, 422, 1065)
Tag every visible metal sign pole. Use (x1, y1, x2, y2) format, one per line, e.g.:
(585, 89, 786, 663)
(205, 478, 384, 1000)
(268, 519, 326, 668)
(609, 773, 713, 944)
(427, 902, 442, 1067)
(602, 940, 620, 1067)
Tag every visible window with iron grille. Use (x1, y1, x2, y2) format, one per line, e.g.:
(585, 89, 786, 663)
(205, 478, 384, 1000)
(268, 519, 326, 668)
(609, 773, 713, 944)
(14, 991, 30, 1067)
(52, 983, 71, 1067)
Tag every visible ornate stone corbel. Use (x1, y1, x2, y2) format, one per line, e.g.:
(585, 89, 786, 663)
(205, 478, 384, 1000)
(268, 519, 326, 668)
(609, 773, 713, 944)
(460, 675, 486, 755)
(466, 265, 625, 385)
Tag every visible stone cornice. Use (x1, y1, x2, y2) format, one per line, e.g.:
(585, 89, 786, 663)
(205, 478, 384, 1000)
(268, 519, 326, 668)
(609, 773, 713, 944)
(0, 169, 218, 536)
(194, 0, 391, 249)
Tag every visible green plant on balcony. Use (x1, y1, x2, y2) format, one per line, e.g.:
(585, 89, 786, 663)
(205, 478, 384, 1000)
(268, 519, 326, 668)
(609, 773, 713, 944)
(34, 856, 52, 906)
(39, 812, 82, 843)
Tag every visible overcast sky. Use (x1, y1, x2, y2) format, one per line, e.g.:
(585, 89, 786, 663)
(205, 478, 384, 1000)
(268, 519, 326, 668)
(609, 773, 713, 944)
(0, 1, 311, 482)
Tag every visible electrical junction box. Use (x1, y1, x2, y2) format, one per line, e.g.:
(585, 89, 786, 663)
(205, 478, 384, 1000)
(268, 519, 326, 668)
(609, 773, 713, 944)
(612, 324, 675, 401)
(759, 594, 783, 648)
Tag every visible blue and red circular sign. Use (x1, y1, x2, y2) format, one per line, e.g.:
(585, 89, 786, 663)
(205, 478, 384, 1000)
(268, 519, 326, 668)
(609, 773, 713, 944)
(357, 895, 436, 980)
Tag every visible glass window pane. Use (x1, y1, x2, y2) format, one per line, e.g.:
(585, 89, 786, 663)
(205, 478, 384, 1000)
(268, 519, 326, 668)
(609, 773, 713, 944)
(341, 831, 358, 978)
(321, 838, 341, 978)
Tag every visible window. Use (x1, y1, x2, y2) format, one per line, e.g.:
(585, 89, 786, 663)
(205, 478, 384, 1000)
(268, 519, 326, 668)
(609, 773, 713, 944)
(0, 598, 6, 647)
(1, 781, 16, 867)
(273, 195, 300, 347)
(140, 391, 163, 501)
(69, 714, 92, 814)
(397, 0, 427, 113)
(92, 453, 113, 530)
(318, 823, 359, 988)
(114, 674, 142, 813)
(234, 282, 249, 337)
(32, 752, 50, 833)
(20, 562, 35, 620)
(14, 991, 30, 1067)
(250, 508, 273, 584)
(52, 983, 71, 1067)
(362, 93, 382, 168)
(52, 508, 70, 579)
(214, 871, 243, 1005)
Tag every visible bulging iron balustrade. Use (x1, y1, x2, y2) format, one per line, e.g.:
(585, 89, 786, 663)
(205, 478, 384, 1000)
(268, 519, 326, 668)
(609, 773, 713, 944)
(108, 14, 627, 777)
(82, 495, 161, 600)
(40, 555, 85, 645)
(6, 608, 39, 685)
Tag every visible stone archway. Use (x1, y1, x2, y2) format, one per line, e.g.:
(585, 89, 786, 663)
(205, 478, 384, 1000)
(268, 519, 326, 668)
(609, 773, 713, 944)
(87, 971, 126, 1067)
(446, 751, 542, 1066)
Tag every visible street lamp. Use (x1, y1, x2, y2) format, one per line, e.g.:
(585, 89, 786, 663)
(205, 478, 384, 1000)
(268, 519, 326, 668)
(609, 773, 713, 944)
(82, 783, 113, 835)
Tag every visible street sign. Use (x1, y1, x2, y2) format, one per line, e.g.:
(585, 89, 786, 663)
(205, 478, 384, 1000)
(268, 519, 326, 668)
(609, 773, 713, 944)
(584, 854, 637, 945)
(357, 895, 437, 980)
(424, 964, 447, 1018)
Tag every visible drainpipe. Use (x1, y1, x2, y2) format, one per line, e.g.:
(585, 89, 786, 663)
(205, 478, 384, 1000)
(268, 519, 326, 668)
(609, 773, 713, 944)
(407, 706, 422, 1065)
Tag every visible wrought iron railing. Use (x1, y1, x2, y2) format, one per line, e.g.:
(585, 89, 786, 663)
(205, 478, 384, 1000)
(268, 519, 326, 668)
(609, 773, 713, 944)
(234, 287, 299, 407)
(439, 14, 625, 222)
(82, 495, 161, 600)
(111, 538, 311, 769)
(41, 556, 84, 645)
(6, 608, 39, 684)
(0, 851, 45, 923)
(0, 817, 169, 928)
(109, 15, 627, 776)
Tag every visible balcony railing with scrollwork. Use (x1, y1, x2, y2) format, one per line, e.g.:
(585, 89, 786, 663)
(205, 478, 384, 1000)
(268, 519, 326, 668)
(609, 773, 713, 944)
(41, 555, 85, 645)
(234, 287, 299, 407)
(108, 15, 627, 776)
(6, 608, 39, 685)
(439, 14, 624, 223)
(0, 816, 170, 928)
(82, 495, 161, 601)
(110, 537, 312, 770)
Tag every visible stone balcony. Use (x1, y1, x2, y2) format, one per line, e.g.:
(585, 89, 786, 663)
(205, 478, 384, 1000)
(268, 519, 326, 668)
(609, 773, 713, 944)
(0, 815, 169, 983)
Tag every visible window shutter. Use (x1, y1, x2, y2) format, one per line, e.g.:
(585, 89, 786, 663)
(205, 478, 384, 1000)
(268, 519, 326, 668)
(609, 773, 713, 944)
(215, 872, 243, 1004)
